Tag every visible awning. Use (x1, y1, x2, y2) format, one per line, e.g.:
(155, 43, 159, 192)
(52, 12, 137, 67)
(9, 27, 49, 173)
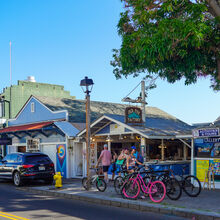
(54, 121, 79, 137)
(0, 121, 53, 134)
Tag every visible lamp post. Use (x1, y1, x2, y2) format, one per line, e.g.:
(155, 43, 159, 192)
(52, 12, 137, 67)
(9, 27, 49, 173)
(80, 76, 94, 188)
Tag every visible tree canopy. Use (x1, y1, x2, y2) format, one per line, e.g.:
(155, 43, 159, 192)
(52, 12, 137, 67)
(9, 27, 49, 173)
(111, 0, 220, 90)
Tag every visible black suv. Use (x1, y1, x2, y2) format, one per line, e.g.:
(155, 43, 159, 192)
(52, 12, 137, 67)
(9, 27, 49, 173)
(0, 152, 55, 186)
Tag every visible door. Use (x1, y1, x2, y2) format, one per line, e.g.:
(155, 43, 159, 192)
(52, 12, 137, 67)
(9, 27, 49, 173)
(42, 145, 57, 171)
(74, 143, 83, 177)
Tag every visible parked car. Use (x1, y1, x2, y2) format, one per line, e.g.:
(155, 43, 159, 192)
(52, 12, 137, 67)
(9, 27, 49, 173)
(0, 152, 55, 186)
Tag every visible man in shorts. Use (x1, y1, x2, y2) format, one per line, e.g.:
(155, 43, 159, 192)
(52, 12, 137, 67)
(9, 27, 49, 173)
(96, 144, 112, 183)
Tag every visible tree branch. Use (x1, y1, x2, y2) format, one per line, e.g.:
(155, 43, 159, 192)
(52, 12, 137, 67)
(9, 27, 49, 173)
(206, 0, 220, 17)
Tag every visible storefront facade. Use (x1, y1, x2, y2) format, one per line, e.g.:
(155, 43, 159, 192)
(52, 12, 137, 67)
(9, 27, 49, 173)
(0, 96, 85, 178)
(193, 127, 220, 188)
(78, 114, 193, 176)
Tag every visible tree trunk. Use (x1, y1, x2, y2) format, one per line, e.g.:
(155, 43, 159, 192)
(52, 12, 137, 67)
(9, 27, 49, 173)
(206, 0, 220, 17)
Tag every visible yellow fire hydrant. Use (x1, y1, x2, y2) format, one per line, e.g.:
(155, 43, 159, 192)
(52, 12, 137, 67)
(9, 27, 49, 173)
(53, 172, 63, 188)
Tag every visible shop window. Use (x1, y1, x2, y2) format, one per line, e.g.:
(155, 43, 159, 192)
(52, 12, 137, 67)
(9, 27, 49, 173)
(195, 142, 220, 158)
(27, 139, 39, 152)
(0, 102, 4, 117)
(18, 146, 26, 153)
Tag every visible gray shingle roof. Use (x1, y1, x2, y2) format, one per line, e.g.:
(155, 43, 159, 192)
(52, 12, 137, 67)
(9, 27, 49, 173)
(104, 114, 192, 136)
(35, 96, 191, 134)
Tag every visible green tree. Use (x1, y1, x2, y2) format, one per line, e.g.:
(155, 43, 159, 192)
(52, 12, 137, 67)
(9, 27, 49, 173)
(111, 0, 220, 90)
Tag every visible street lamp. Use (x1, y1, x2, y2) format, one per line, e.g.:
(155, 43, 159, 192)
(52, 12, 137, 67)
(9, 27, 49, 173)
(80, 76, 94, 189)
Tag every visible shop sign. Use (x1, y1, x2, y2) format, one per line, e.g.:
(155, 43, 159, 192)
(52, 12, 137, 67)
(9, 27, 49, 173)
(0, 138, 12, 145)
(193, 128, 219, 138)
(125, 107, 142, 124)
(204, 137, 220, 143)
(196, 160, 209, 181)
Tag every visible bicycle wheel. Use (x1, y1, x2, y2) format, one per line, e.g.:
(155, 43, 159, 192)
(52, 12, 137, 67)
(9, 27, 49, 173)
(159, 174, 182, 200)
(122, 178, 140, 199)
(82, 177, 91, 190)
(96, 178, 106, 192)
(149, 181, 166, 203)
(183, 175, 201, 197)
(114, 176, 124, 195)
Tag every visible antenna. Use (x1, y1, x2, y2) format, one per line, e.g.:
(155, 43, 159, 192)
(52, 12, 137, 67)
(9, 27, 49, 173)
(9, 41, 12, 86)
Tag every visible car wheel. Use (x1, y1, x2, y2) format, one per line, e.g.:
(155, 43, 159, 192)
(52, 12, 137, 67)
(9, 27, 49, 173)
(13, 172, 23, 186)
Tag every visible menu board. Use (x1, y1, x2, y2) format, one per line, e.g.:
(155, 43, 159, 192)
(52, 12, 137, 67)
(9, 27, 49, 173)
(90, 143, 96, 168)
(196, 160, 209, 182)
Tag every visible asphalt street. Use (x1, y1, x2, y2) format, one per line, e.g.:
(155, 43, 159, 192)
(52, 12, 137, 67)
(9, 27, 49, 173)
(0, 180, 188, 220)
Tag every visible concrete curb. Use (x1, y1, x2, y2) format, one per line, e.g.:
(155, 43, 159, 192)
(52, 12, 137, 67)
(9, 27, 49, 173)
(18, 187, 220, 220)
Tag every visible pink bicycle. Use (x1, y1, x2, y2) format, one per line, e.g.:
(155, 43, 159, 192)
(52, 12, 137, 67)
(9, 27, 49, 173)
(122, 169, 166, 203)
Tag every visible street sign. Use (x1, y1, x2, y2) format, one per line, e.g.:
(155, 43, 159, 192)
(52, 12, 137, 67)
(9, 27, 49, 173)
(0, 138, 12, 145)
(192, 128, 219, 138)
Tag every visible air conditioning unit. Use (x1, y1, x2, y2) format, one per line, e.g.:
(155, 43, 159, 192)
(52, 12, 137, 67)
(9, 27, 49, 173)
(27, 139, 40, 152)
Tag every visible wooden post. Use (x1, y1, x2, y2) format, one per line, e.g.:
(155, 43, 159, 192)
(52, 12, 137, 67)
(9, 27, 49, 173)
(191, 138, 194, 176)
(161, 139, 164, 161)
(183, 144, 188, 160)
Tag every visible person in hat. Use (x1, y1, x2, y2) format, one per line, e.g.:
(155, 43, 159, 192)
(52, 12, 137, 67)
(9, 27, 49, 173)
(127, 146, 144, 172)
(96, 144, 112, 183)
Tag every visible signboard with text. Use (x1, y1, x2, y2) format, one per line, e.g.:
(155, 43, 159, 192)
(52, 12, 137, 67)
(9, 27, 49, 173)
(125, 107, 142, 124)
(193, 128, 219, 138)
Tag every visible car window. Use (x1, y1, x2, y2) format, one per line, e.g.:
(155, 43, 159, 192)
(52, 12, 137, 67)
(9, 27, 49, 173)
(17, 155, 23, 163)
(10, 154, 18, 162)
(3, 154, 11, 162)
(25, 155, 51, 164)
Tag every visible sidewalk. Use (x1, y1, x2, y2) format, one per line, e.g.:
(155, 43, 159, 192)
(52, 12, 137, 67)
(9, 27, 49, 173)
(19, 179, 220, 220)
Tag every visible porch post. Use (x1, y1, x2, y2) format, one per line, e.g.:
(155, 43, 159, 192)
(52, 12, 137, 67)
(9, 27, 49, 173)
(183, 143, 188, 160)
(161, 139, 165, 161)
(108, 141, 111, 152)
(140, 137, 146, 161)
(191, 138, 194, 175)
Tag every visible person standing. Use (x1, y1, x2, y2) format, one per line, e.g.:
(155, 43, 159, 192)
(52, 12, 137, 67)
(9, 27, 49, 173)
(116, 148, 129, 176)
(96, 144, 112, 183)
(126, 147, 136, 173)
(111, 151, 118, 181)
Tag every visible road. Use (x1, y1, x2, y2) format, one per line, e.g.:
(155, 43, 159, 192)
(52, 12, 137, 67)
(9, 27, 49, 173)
(0, 180, 188, 220)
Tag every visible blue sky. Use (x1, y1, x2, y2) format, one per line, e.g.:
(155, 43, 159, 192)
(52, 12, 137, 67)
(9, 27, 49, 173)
(0, 0, 219, 125)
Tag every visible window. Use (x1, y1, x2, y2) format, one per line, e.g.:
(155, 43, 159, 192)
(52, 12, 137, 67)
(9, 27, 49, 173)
(10, 154, 18, 162)
(3, 154, 11, 162)
(27, 139, 39, 151)
(0, 102, 4, 117)
(25, 155, 50, 164)
(31, 102, 35, 113)
(17, 155, 23, 163)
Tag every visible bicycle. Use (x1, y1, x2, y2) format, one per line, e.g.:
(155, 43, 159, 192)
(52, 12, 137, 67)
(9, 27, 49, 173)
(167, 165, 201, 197)
(82, 168, 107, 192)
(121, 168, 166, 203)
(114, 168, 129, 195)
(146, 167, 182, 201)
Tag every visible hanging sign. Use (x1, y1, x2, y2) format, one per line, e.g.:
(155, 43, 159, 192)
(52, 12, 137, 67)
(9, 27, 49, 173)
(125, 107, 142, 124)
(193, 128, 219, 138)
